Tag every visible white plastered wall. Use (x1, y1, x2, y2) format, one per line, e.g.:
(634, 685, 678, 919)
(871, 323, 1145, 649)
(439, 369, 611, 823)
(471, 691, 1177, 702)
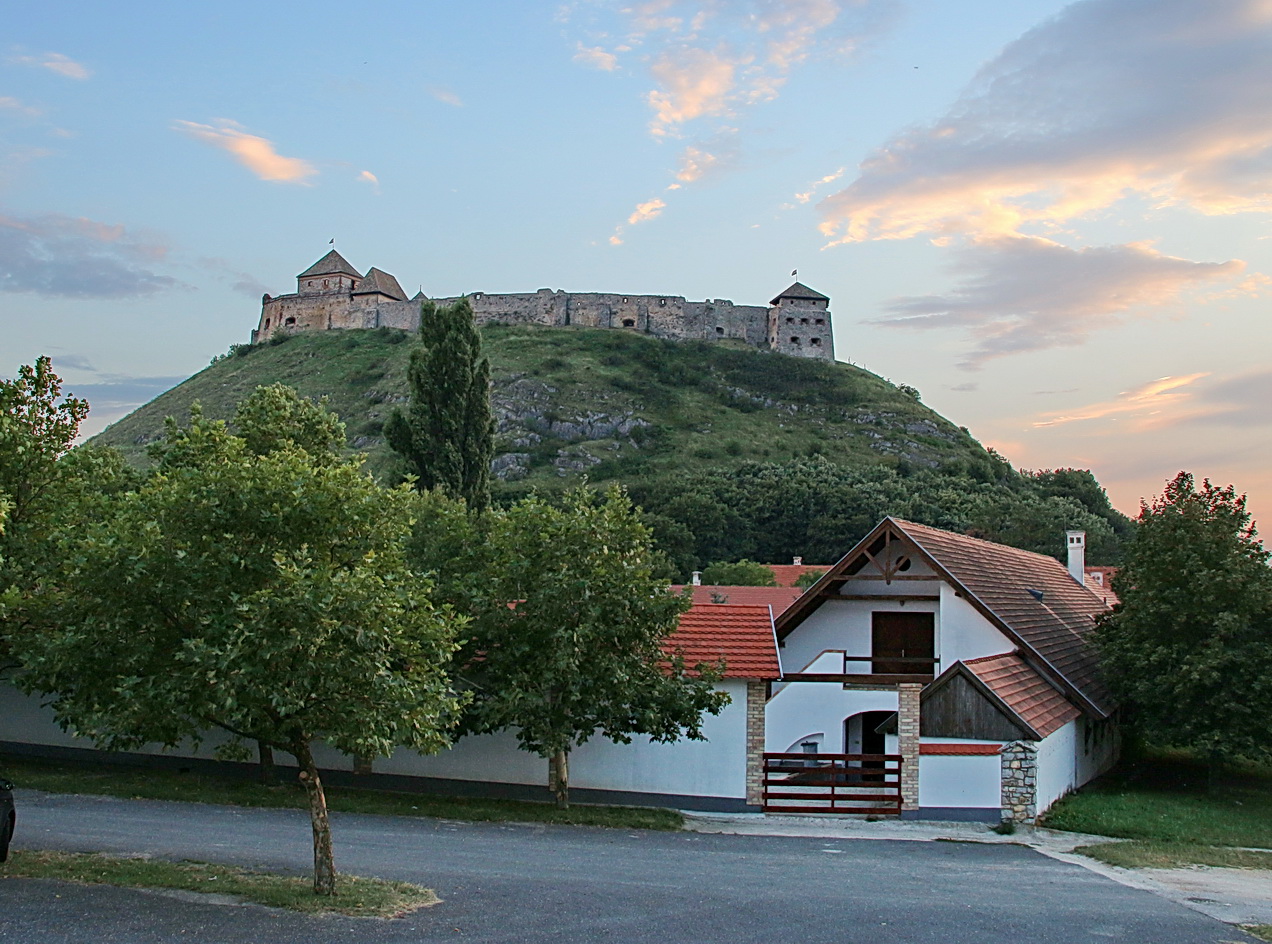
(918, 752, 1002, 809)
(2, 679, 749, 801)
(1035, 720, 1078, 814)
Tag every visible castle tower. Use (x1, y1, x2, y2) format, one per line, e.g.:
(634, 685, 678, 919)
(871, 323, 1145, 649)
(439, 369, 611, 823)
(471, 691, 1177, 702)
(767, 282, 833, 360)
(352, 267, 408, 304)
(296, 249, 362, 296)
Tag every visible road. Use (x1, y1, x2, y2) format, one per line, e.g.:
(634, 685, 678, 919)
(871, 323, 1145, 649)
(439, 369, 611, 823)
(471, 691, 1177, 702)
(0, 790, 1257, 943)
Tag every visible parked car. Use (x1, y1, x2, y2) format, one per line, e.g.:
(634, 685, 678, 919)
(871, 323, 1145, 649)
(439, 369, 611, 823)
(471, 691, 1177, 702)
(0, 775, 14, 863)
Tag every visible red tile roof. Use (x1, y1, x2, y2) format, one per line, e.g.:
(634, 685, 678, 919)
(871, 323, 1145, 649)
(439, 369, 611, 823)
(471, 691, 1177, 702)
(890, 520, 1112, 716)
(1084, 567, 1121, 606)
(766, 563, 832, 587)
(664, 603, 781, 680)
(671, 585, 804, 614)
(920, 743, 1002, 756)
(776, 517, 1113, 718)
(963, 652, 1081, 739)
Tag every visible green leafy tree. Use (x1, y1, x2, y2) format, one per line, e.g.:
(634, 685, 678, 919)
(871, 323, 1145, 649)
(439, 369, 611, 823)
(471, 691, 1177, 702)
(12, 405, 464, 895)
(1095, 472, 1272, 780)
(793, 569, 826, 589)
(700, 559, 778, 586)
(461, 486, 728, 807)
(386, 297, 494, 510)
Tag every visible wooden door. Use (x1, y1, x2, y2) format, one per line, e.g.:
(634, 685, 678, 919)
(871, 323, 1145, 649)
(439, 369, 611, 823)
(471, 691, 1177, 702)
(871, 612, 935, 678)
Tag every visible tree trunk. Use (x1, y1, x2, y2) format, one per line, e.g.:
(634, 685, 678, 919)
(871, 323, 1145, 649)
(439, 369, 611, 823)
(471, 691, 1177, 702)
(1208, 748, 1223, 796)
(352, 753, 372, 776)
(549, 749, 570, 809)
(257, 741, 277, 786)
(292, 737, 337, 896)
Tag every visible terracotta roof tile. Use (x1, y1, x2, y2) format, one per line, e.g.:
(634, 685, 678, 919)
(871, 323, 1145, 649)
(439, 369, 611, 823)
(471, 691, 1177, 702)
(920, 743, 1002, 756)
(963, 652, 1081, 739)
(766, 563, 831, 587)
(890, 519, 1113, 716)
(671, 585, 804, 614)
(664, 603, 781, 680)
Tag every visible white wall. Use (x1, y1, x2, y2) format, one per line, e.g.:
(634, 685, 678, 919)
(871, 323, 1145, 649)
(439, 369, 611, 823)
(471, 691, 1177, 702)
(918, 752, 1001, 809)
(1035, 720, 1078, 814)
(2, 680, 749, 802)
(766, 650, 898, 754)
(937, 585, 1015, 663)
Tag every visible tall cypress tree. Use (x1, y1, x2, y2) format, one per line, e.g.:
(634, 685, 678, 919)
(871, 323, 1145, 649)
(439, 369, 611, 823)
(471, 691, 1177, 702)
(386, 297, 494, 511)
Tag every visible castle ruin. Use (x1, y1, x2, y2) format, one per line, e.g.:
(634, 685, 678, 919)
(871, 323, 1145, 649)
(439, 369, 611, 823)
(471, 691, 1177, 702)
(253, 250, 835, 360)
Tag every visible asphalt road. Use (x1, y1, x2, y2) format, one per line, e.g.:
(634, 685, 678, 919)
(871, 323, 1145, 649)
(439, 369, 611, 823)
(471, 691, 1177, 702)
(0, 790, 1257, 944)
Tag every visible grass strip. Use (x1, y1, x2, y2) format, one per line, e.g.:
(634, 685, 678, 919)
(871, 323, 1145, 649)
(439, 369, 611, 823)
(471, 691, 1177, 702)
(0, 849, 437, 917)
(1041, 750, 1272, 849)
(1242, 925, 1272, 942)
(0, 755, 683, 831)
(1075, 841, 1272, 871)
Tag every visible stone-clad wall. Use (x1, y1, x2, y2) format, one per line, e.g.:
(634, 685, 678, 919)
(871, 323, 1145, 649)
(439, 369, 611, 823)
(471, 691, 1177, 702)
(254, 285, 834, 360)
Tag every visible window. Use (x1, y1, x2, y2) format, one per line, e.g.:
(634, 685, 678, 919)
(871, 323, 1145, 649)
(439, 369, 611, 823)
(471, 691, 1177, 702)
(790, 337, 800, 344)
(659, 299, 666, 307)
(786, 317, 794, 324)
(284, 316, 296, 327)
(871, 612, 934, 679)
(323, 279, 329, 288)
(815, 318, 825, 325)
(622, 318, 636, 328)
(715, 326, 724, 335)
(800, 318, 809, 325)
(810, 337, 821, 346)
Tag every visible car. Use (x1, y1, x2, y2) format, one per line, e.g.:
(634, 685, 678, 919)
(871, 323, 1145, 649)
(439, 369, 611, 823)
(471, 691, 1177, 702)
(0, 775, 13, 863)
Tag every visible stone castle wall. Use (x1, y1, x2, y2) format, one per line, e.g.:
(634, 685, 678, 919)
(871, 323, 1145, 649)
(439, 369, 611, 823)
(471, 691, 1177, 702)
(253, 259, 835, 360)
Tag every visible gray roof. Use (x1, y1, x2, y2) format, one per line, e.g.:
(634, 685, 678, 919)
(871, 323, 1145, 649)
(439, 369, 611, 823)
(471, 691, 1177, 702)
(770, 281, 829, 305)
(298, 250, 361, 280)
(352, 267, 407, 301)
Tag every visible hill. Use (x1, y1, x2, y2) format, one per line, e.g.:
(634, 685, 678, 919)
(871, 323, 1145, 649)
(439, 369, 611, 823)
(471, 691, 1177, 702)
(92, 324, 990, 485)
(91, 325, 1131, 573)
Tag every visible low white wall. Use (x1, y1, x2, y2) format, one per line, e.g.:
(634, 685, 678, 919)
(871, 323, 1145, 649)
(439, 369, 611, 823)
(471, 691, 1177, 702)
(1, 680, 747, 802)
(918, 752, 1001, 809)
(1035, 720, 1078, 814)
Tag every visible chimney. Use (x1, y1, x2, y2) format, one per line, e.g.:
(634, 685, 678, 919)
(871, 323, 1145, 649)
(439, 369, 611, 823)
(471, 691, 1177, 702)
(691, 571, 702, 586)
(1066, 531, 1086, 584)
(793, 556, 803, 566)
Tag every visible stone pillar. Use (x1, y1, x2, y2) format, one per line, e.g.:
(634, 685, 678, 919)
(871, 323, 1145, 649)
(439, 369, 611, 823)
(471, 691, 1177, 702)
(898, 683, 921, 812)
(1000, 740, 1039, 824)
(745, 680, 766, 809)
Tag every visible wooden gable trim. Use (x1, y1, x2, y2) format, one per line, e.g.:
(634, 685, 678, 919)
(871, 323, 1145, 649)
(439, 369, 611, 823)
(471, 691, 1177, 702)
(874, 661, 1039, 740)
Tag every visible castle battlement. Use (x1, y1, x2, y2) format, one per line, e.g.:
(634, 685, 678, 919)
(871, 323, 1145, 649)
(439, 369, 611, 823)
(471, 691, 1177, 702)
(253, 250, 835, 360)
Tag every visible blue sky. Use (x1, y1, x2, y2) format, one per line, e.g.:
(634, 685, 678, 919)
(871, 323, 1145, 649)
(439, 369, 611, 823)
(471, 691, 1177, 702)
(4, 0, 1271, 527)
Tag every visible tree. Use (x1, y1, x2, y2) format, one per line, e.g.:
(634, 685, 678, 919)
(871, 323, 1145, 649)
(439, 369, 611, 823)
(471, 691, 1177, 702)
(700, 559, 778, 586)
(11, 403, 464, 895)
(460, 486, 728, 807)
(386, 297, 494, 510)
(1095, 472, 1272, 779)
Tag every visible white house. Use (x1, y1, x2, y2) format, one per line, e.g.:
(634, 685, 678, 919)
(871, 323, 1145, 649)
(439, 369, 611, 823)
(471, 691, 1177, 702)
(765, 517, 1119, 822)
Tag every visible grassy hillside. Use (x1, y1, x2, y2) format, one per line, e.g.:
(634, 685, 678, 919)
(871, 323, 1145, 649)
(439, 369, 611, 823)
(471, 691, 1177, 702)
(91, 324, 995, 489)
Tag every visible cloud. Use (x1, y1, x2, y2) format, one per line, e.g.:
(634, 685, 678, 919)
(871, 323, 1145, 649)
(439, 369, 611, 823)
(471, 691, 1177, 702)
(0, 96, 40, 117)
(12, 52, 91, 79)
(819, 0, 1272, 245)
(627, 198, 667, 224)
(357, 169, 381, 194)
(877, 235, 1245, 367)
(427, 86, 463, 107)
(1189, 369, 1272, 427)
(574, 44, 619, 71)
(668, 136, 739, 186)
(173, 120, 318, 184)
(647, 47, 738, 137)
(793, 166, 845, 204)
(0, 210, 179, 298)
(1032, 373, 1212, 429)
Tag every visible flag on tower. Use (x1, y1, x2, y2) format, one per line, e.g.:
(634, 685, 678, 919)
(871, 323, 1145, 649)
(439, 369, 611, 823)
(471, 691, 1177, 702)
(791, 269, 797, 276)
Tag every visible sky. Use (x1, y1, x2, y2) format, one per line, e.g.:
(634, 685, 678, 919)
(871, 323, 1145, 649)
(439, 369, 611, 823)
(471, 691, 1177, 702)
(3, 0, 1271, 529)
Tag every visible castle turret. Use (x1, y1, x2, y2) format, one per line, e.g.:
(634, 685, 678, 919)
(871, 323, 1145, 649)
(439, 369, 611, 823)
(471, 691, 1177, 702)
(767, 282, 833, 360)
(352, 266, 408, 303)
(297, 249, 361, 296)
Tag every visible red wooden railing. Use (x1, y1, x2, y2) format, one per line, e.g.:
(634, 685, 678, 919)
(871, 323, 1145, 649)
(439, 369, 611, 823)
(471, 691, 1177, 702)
(762, 752, 903, 815)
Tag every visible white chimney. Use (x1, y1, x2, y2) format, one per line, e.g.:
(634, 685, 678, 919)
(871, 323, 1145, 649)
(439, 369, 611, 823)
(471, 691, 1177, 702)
(1066, 531, 1086, 584)
(691, 571, 702, 586)
(793, 556, 803, 566)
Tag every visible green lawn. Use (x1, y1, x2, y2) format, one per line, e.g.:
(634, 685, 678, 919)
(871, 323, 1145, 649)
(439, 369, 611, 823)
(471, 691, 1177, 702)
(1, 850, 437, 916)
(0, 754, 684, 831)
(1041, 749, 1272, 850)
